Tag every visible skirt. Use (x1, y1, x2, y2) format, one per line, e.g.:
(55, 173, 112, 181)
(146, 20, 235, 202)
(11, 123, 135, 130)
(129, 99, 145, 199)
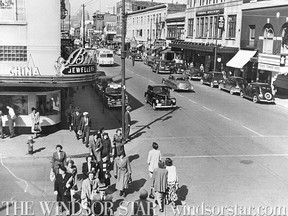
(167, 182, 178, 203)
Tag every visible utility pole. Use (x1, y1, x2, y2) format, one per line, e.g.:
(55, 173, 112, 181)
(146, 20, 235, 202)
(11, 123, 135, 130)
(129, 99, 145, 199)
(213, 12, 219, 72)
(150, 18, 152, 50)
(121, 0, 126, 137)
(82, 4, 86, 47)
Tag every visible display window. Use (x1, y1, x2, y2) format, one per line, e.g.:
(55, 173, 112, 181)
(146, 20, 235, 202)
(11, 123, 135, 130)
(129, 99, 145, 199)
(36, 91, 61, 116)
(0, 95, 28, 115)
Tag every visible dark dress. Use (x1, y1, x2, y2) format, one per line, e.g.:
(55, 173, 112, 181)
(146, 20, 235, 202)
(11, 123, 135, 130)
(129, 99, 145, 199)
(101, 136, 112, 160)
(51, 151, 67, 174)
(97, 160, 112, 190)
(91, 137, 103, 162)
(54, 173, 73, 210)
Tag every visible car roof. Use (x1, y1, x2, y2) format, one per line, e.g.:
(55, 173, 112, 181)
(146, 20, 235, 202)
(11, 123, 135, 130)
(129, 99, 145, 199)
(171, 74, 187, 78)
(148, 84, 169, 87)
(250, 82, 271, 87)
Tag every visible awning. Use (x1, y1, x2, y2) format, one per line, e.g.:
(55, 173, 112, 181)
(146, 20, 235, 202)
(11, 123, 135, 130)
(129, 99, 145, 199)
(226, 50, 257, 69)
(160, 48, 173, 54)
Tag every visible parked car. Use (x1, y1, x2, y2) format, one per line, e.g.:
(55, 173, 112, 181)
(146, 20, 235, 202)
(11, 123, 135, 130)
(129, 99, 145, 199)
(95, 76, 114, 94)
(144, 56, 159, 67)
(103, 82, 129, 108)
(133, 53, 143, 61)
(240, 82, 275, 103)
(184, 68, 204, 80)
(115, 49, 121, 56)
(152, 60, 172, 74)
(171, 63, 187, 74)
(218, 76, 248, 95)
(144, 84, 177, 110)
(162, 74, 193, 91)
(200, 71, 224, 87)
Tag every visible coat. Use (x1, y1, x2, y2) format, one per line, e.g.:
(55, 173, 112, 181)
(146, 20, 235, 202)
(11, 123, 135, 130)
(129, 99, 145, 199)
(113, 134, 125, 157)
(54, 173, 73, 205)
(79, 116, 92, 132)
(147, 149, 161, 173)
(90, 138, 103, 162)
(114, 156, 131, 191)
(30, 111, 41, 133)
(152, 168, 168, 193)
(82, 161, 97, 178)
(51, 151, 67, 174)
(124, 111, 131, 130)
(101, 137, 112, 159)
(71, 112, 82, 131)
(81, 177, 100, 201)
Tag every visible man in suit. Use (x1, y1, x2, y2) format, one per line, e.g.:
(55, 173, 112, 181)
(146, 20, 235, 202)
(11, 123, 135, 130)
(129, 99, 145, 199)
(79, 112, 92, 147)
(6, 105, 16, 138)
(54, 166, 73, 215)
(71, 107, 82, 140)
(0, 111, 4, 139)
(82, 155, 97, 179)
(124, 106, 131, 142)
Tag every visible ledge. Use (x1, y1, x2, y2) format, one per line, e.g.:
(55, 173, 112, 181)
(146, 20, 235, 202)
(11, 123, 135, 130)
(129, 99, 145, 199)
(0, 21, 27, 25)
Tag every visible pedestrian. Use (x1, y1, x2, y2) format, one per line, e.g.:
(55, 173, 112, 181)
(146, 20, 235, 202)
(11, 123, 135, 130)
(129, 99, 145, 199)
(101, 132, 112, 161)
(51, 145, 67, 175)
(82, 155, 97, 179)
(65, 104, 74, 131)
(165, 158, 179, 209)
(124, 106, 132, 142)
(79, 112, 92, 147)
(71, 107, 82, 140)
(132, 54, 135, 66)
(81, 171, 100, 213)
(30, 107, 42, 139)
(114, 150, 132, 197)
(27, 136, 34, 155)
(200, 64, 204, 72)
(97, 156, 112, 198)
(152, 161, 168, 213)
(113, 128, 125, 160)
(66, 159, 78, 201)
(90, 131, 103, 163)
(133, 188, 154, 216)
(6, 105, 16, 138)
(0, 111, 4, 139)
(54, 165, 73, 215)
(147, 142, 162, 199)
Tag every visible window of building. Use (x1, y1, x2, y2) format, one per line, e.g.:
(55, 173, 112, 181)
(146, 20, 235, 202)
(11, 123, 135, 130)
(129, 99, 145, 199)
(204, 17, 208, 37)
(214, 16, 218, 38)
(227, 15, 236, 38)
(141, 16, 143, 24)
(200, 17, 204, 37)
(133, 18, 135, 24)
(249, 25, 255, 46)
(147, 15, 150, 23)
(263, 26, 274, 54)
(0, 0, 26, 21)
(147, 29, 150, 40)
(0, 46, 27, 62)
(188, 18, 194, 36)
(153, 29, 155, 39)
(139, 29, 143, 37)
(0, 95, 28, 115)
(153, 14, 155, 22)
(281, 24, 288, 54)
(196, 18, 200, 37)
(209, 16, 213, 37)
(36, 91, 61, 116)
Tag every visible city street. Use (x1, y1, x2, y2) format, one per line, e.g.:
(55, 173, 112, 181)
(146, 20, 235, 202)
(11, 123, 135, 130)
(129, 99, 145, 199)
(1, 55, 288, 215)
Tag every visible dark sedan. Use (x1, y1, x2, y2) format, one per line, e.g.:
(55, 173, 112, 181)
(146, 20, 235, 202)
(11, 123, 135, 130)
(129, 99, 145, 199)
(200, 71, 224, 88)
(171, 63, 187, 74)
(218, 76, 248, 95)
(152, 60, 172, 74)
(240, 82, 275, 103)
(184, 68, 204, 80)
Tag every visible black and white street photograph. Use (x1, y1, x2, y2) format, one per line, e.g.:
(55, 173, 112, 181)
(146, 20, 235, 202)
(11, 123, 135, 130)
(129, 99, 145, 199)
(1, 0, 288, 215)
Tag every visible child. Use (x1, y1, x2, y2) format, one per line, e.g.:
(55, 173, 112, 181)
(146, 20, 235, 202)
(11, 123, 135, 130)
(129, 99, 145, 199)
(27, 136, 34, 155)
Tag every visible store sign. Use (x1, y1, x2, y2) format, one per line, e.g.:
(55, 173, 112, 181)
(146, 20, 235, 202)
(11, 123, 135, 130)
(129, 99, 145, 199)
(62, 64, 96, 74)
(10, 66, 41, 76)
(196, 9, 224, 16)
(258, 63, 281, 73)
(96, 14, 104, 20)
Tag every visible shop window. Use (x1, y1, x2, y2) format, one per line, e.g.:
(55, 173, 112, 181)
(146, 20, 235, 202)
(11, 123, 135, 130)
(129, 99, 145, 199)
(36, 91, 60, 116)
(281, 24, 288, 54)
(263, 26, 274, 54)
(196, 18, 200, 37)
(227, 15, 236, 38)
(209, 16, 213, 37)
(200, 17, 204, 37)
(0, 95, 28, 115)
(249, 25, 255, 46)
(204, 17, 208, 38)
(0, 46, 27, 62)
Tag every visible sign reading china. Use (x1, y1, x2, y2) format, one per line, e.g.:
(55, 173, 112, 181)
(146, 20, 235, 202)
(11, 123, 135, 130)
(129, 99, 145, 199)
(10, 66, 41, 76)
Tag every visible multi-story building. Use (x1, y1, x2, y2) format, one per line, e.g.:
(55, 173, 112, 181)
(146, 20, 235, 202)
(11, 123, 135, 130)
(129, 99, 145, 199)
(0, 0, 97, 131)
(166, 12, 186, 41)
(170, 0, 242, 72)
(241, 0, 288, 93)
(126, 4, 186, 49)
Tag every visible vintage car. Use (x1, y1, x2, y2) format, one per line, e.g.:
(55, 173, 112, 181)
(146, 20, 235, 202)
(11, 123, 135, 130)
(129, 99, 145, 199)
(144, 84, 177, 110)
(144, 55, 158, 67)
(133, 53, 143, 61)
(171, 63, 187, 74)
(162, 74, 193, 91)
(152, 60, 172, 74)
(115, 49, 121, 56)
(218, 76, 248, 95)
(184, 67, 204, 80)
(240, 82, 275, 103)
(103, 82, 129, 108)
(200, 71, 224, 88)
(95, 76, 114, 94)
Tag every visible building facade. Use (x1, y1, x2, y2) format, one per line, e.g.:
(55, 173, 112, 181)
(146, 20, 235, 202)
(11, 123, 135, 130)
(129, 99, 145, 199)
(166, 12, 186, 41)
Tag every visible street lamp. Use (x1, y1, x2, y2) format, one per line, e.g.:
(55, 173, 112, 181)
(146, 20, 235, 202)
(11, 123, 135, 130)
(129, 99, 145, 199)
(121, 0, 126, 137)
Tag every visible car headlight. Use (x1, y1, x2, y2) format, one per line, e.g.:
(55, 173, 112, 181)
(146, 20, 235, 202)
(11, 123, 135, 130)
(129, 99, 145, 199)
(171, 98, 176, 103)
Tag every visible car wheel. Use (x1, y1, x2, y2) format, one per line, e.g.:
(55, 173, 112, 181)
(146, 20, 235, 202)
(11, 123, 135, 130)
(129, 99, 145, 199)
(252, 95, 259, 103)
(210, 82, 214, 88)
(152, 103, 156, 110)
(200, 79, 204, 85)
(240, 91, 244, 98)
(229, 89, 234, 95)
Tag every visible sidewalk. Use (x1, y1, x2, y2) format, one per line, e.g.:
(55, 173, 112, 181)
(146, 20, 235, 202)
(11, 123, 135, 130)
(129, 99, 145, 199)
(275, 97, 288, 109)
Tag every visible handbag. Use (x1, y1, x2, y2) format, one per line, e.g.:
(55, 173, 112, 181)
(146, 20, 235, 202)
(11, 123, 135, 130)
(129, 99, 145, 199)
(49, 169, 55, 182)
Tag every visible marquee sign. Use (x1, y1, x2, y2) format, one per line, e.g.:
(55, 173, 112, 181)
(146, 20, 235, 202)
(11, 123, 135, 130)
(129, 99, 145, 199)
(10, 66, 41, 76)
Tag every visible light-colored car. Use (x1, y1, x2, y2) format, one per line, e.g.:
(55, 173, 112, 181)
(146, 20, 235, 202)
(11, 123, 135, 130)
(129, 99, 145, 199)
(162, 74, 193, 91)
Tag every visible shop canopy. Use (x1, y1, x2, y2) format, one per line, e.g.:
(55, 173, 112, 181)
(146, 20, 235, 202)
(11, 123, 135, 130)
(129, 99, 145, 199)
(226, 50, 257, 69)
(160, 48, 173, 54)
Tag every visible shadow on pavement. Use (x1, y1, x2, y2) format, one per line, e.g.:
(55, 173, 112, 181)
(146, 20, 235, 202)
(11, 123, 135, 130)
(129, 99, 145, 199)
(112, 198, 124, 212)
(128, 154, 139, 163)
(126, 178, 146, 196)
(33, 147, 46, 154)
(177, 185, 188, 202)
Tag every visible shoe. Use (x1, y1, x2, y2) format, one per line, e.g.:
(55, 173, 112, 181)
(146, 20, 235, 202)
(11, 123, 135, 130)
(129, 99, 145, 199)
(149, 194, 155, 199)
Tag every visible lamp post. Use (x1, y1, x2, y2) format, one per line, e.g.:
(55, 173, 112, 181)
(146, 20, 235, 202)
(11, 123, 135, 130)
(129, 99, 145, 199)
(213, 13, 219, 72)
(121, 0, 126, 136)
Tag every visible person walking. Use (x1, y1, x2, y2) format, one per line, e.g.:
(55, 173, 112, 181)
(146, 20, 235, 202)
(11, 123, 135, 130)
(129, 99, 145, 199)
(147, 142, 162, 198)
(6, 105, 16, 138)
(114, 151, 131, 197)
(124, 106, 132, 142)
(90, 131, 103, 163)
(152, 161, 168, 213)
(82, 155, 97, 179)
(113, 128, 125, 160)
(200, 64, 204, 72)
(165, 158, 179, 209)
(30, 107, 42, 138)
(79, 112, 92, 147)
(54, 166, 73, 215)
(0, 111, 4, 139)
(51, 145, 67, 175)
(71, 107, 82, 140)
(97, 156, 112, 198)
(65, 104, 74, 131)
(101, 132, 112, 161)
(66, 159, 78, 201)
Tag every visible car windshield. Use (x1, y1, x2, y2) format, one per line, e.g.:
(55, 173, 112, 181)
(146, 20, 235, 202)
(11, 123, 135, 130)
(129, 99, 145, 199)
(175, 77, 187, 81)
(106, 87, 121, 94)
(261, 86, 272, 91)
(213, 73, 223, 78)
(153, 86, 170, 95)
(235, 78, 246, 83)
(160, 61, 168, 66)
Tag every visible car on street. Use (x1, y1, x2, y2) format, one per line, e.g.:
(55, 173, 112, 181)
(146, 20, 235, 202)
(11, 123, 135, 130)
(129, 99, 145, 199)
(171, 63, 187, 74)
(162, 74, 193, 91)
(144, 84, 177, 110)
(184, 68, 204, 80)
(115, 49, 121, 56)
(152, 60, 172, 74)
(144, 55, 158, 67)
(240, 82, 275, 103)
(133, 53, 143, 61)
(103, 82, 129, 108)
(200, 71, 224, 87)
(218, 76, 248, 95)
(95, 76, 114, 94)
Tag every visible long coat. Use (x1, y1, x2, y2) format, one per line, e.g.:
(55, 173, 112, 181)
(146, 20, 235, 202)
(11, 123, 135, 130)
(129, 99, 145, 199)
(101, 137, 112, 159)
(152, 168, 168, 193)
(82, 161, 97, 178)
(114, 156, 131, 191)
(81, 177, 100, 201)
(147, 149, 161, 173)
(51, 151, 67, 174)
(113, 134, 125, 158)
(71, 112, 82, 131)
(124, 111, 131, 139)
(54, 173, 73, 207)
(30, 111, 41, 133)
(90, 138, 103, 162)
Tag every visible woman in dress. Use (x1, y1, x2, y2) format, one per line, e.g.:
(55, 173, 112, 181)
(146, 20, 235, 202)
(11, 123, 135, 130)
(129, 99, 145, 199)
(90, 131, 103, 163)
(51, 145, 67, 175)
(165, 158, 179, 209)
(101, 133, 112, 161)
(30, 107, 42, 138)
(114, 150, 131, 197)
(113, 128, 125, 160)
(66, 159, 78, 201)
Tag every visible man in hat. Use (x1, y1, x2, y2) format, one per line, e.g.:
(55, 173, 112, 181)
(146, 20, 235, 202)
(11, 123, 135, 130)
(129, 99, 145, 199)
(79, 112, 92, 147)
(54, 165, 73, 214)
(71, 107, 82, 140)
(133, 188, 154, 216)
(124, 106, 131, 142)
